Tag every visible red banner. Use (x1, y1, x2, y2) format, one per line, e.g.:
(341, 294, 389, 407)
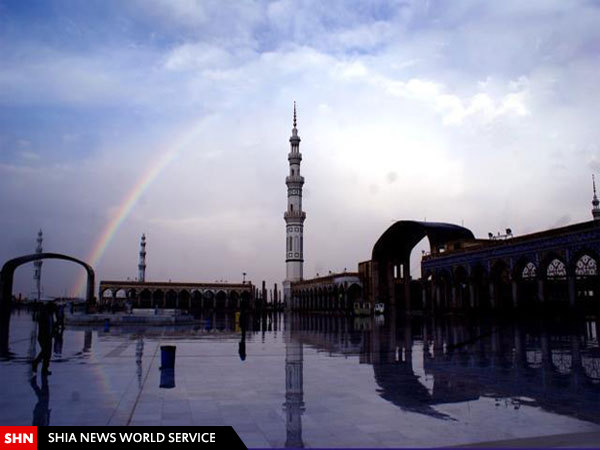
(0, 427, 37, 450)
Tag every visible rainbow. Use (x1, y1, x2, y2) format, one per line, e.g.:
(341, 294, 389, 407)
(73, 120, 205, 296)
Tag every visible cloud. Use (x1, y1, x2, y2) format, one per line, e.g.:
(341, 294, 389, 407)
(1, 0, 600, 294)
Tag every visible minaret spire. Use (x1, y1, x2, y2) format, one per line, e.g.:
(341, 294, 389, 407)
(293, 101, 297, 128)
(283, 102, 306, 308)
(592, 175, 600, 221)
(138, 233, 147, 282)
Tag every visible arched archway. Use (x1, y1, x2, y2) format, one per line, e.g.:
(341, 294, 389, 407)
(228, 291, 239, 310)
(542, 254, 568, 303)
(0, 252, 95, 357)
(203, 290, 215, 309)
(572, 250, 599, 305)
(191, 290, 203, 312)
(152, 290, 164, 308)
(178, 290, 190, 310)
(165, 290, 177, 308)
(215, 291, 227, 310)
(140, 289, 152, 308)
(372, 220, 474, 311)
(1, 252, 95, 306)
(490, 260, 512, 309)
(513, 258, 538, 307)
(453, 265, 469, 308)
(470, 264, 489, 309)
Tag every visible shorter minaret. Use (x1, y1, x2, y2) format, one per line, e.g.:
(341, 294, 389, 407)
(31, 230, 43, 301)
(138, 234, 146, 282)
(592, 175, 600, 221)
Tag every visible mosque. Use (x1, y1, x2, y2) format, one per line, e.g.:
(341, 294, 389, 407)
(286, 106, 600, 314)
(96, 103, 600, 314)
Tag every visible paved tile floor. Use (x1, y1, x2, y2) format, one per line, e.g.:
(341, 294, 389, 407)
(2, 311, 600, 448)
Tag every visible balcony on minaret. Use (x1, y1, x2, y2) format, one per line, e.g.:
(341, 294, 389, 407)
(285, 174, 305, 184)
(288, 152, 302, 162)
(284, 210, 306, 220)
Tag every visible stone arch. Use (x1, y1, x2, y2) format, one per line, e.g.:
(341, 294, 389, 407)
(203, 290, 215, 309)
(317, 287, 324, 310)
(490, 259, 512, 308)
(513, 257, 538, 305)
(541, 253, 568, 303)
(140, 289, 152, 308)
(228, 291, 239, 309)
(572, 249, 599, 302)
(1, 252, 95, 306)
(453, 265, 469, 308)
(152, 289, 164, 307)
(437, 269, 453, 309)
(470, 263, 489, 309)
(191, 290, 203, 310)
(0, 253, 87, 355)
(372, 220, 474, 310)
(165, 289, 177, 308)
(215, 290, 227, 309)
(178, 289, 191, 310)
(100, 287, 111, 301)
(347, 283, 361, 303)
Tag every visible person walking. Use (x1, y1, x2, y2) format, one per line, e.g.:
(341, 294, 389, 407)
(32, 302, 55, 375)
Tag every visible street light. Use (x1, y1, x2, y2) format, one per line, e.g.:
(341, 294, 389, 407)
(242, 272, 247, 284)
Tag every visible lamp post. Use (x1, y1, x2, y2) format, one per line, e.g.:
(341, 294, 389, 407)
(242, 272, 247, 284)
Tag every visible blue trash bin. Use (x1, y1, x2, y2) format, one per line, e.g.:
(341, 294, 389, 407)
(160, 368, 175, 389)
(103, 318, 110, 332)
(160, 345, 176, 369)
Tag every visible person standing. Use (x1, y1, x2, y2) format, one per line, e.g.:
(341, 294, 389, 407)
(32, 302, 55, 375)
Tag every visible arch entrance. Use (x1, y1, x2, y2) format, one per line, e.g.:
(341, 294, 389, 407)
(371, 221, 474, 311)
(0, 252, 95, 356)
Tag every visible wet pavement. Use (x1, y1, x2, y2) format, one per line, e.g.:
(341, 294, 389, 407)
(1, 308, 600, 448)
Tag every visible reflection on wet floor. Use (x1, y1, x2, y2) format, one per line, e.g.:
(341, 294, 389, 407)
(1, 307, 600, 447)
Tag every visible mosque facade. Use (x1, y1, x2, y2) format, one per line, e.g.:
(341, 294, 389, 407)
(285, 108, 600, 313)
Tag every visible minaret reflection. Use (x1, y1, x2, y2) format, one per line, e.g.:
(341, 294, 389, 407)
(283, 313, 305, 448)
(136, 336, 144, 389)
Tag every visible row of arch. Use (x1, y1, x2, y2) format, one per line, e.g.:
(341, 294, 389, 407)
(290, 283, 362, 311)
(423, 249, 599, 310)
(100, 287, 252, 311)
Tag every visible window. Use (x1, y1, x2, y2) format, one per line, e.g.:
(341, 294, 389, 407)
(575, 255, 597, 277)
(546, 258, 566, 280)
(522, 262, 537, 279)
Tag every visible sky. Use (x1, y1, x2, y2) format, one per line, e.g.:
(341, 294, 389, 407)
(1, 0, 600, 297)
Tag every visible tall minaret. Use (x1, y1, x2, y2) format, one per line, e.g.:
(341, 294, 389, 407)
(283, 102, 306, 305)
(138, 234, 146, 282)
(32, 229, 43, 301)
(592, 175, 600, 221)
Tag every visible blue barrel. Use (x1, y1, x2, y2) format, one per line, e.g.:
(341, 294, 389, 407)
(160, 345, 176, 369)
(160, 368, 175, 389)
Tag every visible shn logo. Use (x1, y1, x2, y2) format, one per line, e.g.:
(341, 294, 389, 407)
(4, 434, 33, 444)
(0, 427, 37, 448)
